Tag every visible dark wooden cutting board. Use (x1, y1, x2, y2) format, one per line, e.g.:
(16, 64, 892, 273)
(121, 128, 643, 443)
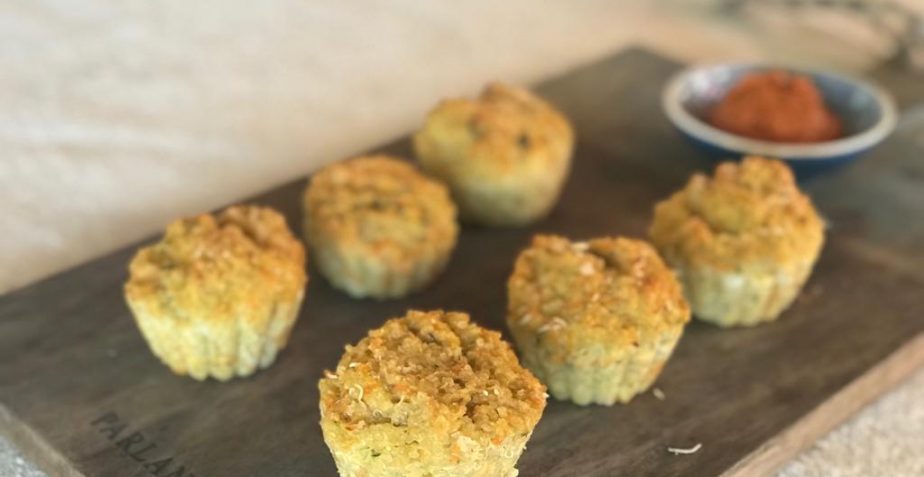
(2, 48, 924, 477)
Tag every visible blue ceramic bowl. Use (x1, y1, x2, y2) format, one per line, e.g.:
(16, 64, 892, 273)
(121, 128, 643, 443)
(662, 64, 897, 178)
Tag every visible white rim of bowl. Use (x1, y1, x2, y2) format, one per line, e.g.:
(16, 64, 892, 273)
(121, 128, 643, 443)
(662, 65, 898, 160)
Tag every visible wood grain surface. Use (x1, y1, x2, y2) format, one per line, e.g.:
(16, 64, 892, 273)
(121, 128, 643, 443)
(1, 48, 923, 477)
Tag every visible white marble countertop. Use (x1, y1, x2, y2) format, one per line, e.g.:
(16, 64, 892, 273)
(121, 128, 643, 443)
(1, 1, 922, 476)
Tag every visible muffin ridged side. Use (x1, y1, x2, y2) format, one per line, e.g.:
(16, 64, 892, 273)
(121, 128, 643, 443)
(649, 156, 825, 327)
(124, 205, 307, 381)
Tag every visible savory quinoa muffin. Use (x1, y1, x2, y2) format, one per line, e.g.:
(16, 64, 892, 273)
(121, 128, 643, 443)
(413, 82, 574, 226)
(319, 310, 546, 477)
(303, 156, 458, 299)
(649, 156, 825, 327)
(124, 205, 307, 381)
(507, 235, 690, 406)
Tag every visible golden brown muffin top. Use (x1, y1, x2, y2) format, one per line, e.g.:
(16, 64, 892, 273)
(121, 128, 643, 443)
(413, 82, 574, 179)
(125, 205, 306, 321)
(304, 156, 457, 260)
(507, 235, 689, 356)
(319, 310, 546, 444)
(649, 156, 824, 270)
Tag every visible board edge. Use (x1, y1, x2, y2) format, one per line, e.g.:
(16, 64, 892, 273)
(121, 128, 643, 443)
(0, 402, 85, 477)
(719, 331, 924, 477)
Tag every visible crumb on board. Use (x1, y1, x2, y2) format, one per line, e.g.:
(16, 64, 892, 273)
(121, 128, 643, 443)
(667, 443, 702, 455)
(653, 387, 666, 400)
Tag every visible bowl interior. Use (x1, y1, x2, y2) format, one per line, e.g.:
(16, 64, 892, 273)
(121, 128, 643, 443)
(679, 65, 884, 138)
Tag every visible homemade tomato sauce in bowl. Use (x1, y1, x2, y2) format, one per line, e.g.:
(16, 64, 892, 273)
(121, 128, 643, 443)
(662, 64, 897, 178)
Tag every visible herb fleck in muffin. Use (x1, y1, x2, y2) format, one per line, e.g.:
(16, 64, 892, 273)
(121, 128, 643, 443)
(413, 82, 574, 226)
(319, 310, 546, 477)
(649, 156, 825, 327)
(303, 155, 458, 299)
(507, 235, 690, 406)
(124, 205, 307, 381)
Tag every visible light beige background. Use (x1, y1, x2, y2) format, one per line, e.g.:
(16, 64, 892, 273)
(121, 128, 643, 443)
(1, 1, 922, 476)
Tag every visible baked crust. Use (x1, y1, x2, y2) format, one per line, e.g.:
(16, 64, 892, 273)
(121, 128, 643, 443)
(126, 205, 306, 323)
(649, 156, 824, 271)
(320, 310, 545, 440)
